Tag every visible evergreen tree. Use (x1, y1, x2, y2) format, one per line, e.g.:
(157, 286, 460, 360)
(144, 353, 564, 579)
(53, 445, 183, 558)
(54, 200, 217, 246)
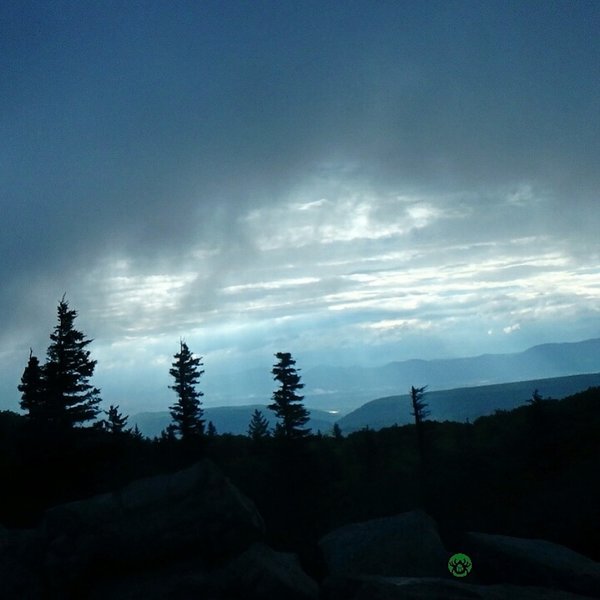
(526, 388, 547, 445)
(410, 385, 430, 423)
(528, 389, 543, 405)
(332, 422, 343, 440)
(268, 352, 310, 439)
(18, 349, 45, 420)
(98, 404, 129, 434)
(160, 423, 178, 442)
(206, 420, 217, 437)
(130, 424, 144, 441)
(248, 408, 270, 440)
(410, 385, 429, 464)
(168, 340, 205, 439)
(43, 296, 102, 427)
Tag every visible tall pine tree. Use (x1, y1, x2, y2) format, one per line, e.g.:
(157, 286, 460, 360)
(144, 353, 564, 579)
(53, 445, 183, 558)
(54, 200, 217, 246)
(18, 348, 45, 420)
(96, 404, 129, 434)
(410, 385, 429, 464)
(268, 352, 310, 439)
(248, 408, 270, 441)
(42, 296, 102, 427)
(168, 340, 205, 439)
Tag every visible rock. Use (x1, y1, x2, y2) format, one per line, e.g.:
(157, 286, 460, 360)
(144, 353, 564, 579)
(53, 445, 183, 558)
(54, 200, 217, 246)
(213, 542, 319, 600)
(319, 510, 448, 577)
(322, 575, 593, 600)
(0, 526, 46, 599)
(87, 555, 212, 600)
(88, 542, 319, 600)
(465, 532, 600, 597)
(42, 459, 265, 591)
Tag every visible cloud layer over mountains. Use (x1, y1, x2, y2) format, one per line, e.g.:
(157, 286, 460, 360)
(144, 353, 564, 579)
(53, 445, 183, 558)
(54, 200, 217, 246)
(1, 2, 599, 411)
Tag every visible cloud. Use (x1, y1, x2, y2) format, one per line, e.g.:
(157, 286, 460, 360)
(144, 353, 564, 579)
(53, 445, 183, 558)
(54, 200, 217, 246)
(503, 324, 521, 335)
(1, 2, 600, 411)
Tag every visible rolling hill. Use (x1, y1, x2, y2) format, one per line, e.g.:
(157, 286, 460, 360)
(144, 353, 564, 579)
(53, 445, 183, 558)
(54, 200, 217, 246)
(300, 338, 600, 412)
(336, 372, 600, 433)
(168, 338, 600, 415)
(133, 372, 600, 437)
(131, 405, 338, 439)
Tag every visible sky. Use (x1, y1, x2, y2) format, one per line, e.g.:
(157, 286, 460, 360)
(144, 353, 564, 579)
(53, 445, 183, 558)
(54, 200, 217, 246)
(2, 1, 599, 413)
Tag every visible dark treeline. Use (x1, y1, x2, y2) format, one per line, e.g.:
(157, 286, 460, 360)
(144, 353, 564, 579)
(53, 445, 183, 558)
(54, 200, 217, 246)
(1, 298, 599, 570)
(2, 386, 599, 563)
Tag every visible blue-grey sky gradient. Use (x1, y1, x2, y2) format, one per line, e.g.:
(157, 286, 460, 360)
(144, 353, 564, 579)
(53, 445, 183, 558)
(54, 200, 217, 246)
(2, 1, 599, 412)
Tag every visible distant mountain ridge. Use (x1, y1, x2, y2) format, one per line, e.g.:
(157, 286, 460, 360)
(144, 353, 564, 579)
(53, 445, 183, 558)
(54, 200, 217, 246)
(336, 372, 600, 434)
(133, 372, 600, 438)
(190, 338, 600, 414)
(131, 338, 600, 435)
(300, 338, 600, 412)
(131, 405, 338, 439)
(382, 337, 600, 387)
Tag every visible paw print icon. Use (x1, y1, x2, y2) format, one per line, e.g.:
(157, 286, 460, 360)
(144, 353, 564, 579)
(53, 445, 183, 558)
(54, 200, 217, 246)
(448, 553, 473, 578)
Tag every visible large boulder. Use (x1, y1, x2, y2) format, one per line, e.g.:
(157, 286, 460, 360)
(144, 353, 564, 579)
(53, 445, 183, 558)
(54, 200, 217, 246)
(322, 575, 593, 600)
(213, 542, 319, 600)
(86, 555, 211, 600)
(87, 543, 320, 600)
(42, 459, 265, 591)
(0, 526, 46, 599)
(318, 510, 448, 578)
(465, 532, 600, 597)
(88, 543, 319, 600)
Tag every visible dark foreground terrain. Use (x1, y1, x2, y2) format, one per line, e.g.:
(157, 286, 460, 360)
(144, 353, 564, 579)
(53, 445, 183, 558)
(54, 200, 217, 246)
(1, 386, 599, 598)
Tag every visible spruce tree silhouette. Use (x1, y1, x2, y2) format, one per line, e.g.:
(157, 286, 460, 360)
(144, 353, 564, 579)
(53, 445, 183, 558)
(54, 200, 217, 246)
(332, 422, 343, 440)
(410, 385, 429, 461)
(168, 340, 205, 440)
(18, 349, 45, 421)
(268, 352, 310, 439)
(248, 408, 270, 441)
(42, 296, 102, 428)
(206, 420, 217, 437)
(97, 404, 129, 434)
(410, 385, 430, 506)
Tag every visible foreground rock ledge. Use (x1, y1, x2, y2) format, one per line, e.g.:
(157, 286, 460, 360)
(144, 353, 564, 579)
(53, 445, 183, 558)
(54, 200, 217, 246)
(322, 575, 594, 600)
(2, 465, 599, 599)
(318, 509, 449, 578)
(2, 460, 319, 599)
(40, 459, 266, 595)
(465, 532, 600, 598)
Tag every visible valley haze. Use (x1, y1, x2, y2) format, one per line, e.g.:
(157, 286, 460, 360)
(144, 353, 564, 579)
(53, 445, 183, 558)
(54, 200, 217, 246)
(131, 371, 600, 438)
(129, 338, 600, 436)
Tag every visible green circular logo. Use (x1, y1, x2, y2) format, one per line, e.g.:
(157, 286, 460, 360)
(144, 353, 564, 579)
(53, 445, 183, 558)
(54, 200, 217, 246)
(448, 553, 473, 578)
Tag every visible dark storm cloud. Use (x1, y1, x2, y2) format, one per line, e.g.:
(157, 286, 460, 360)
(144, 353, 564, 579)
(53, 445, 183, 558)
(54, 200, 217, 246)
(4, 2, 597, 265)
(1, 1, 599, 410)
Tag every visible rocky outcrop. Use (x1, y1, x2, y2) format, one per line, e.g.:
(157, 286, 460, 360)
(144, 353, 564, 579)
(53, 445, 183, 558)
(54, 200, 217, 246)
(2, 467, 600, 600)
(213, 542, 319, 600)
(465, 532, 600, 598)
(322, 575, 593, 599)
(318, 509, 449, 578)
(0, 526, 46, 599)
(0, 459, 271, 598)
(42, 459, 265, 593)
(318, 511, 600, 599)
(86, 555, 211, 600)
(87, 542, 320, 600)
